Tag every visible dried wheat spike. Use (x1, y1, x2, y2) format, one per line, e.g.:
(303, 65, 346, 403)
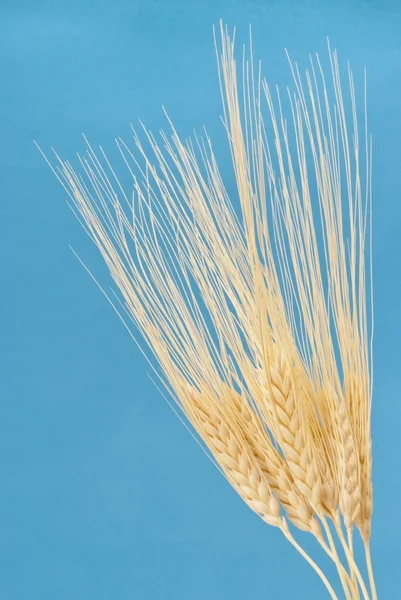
(184, 387, 282, 528)
(226, 387, 322, 535)
(258, 352, 336, 518)
(337, 401, 362, 528)
(356, 437, 373, 541)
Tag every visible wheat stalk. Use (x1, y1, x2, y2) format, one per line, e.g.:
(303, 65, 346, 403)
(41, 21, 377, 600)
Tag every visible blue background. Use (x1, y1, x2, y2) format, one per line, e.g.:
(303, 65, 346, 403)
(1, 1, 400, 598)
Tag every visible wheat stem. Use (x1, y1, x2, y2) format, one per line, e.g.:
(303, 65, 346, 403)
(319, 517, 354, 600)
(281, 523, 339, 600)
(334, 518, 370, 600)
(364, 541, 378, 600)
(347, 527, 359, 598)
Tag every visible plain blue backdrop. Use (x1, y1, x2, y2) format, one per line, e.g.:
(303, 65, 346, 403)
(1, 1, 400, 598)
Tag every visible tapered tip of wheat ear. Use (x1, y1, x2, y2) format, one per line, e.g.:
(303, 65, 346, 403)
(45, 21, 375, 599)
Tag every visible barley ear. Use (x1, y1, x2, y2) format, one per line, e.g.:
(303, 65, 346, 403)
(183, 387, 282, 527)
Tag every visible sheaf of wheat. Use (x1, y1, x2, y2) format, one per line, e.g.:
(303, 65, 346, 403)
(41, 22, 377, 599)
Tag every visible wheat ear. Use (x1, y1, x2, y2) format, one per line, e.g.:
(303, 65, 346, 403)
(183, 386, 283, 526)
(226, 386, 321, 534)
(184, 386, 341, 600)
(337, 402, 362, 529)
(259, 352, 337, 518)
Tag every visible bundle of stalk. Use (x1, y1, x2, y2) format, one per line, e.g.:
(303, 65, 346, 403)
(42, 22, 376, 599)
